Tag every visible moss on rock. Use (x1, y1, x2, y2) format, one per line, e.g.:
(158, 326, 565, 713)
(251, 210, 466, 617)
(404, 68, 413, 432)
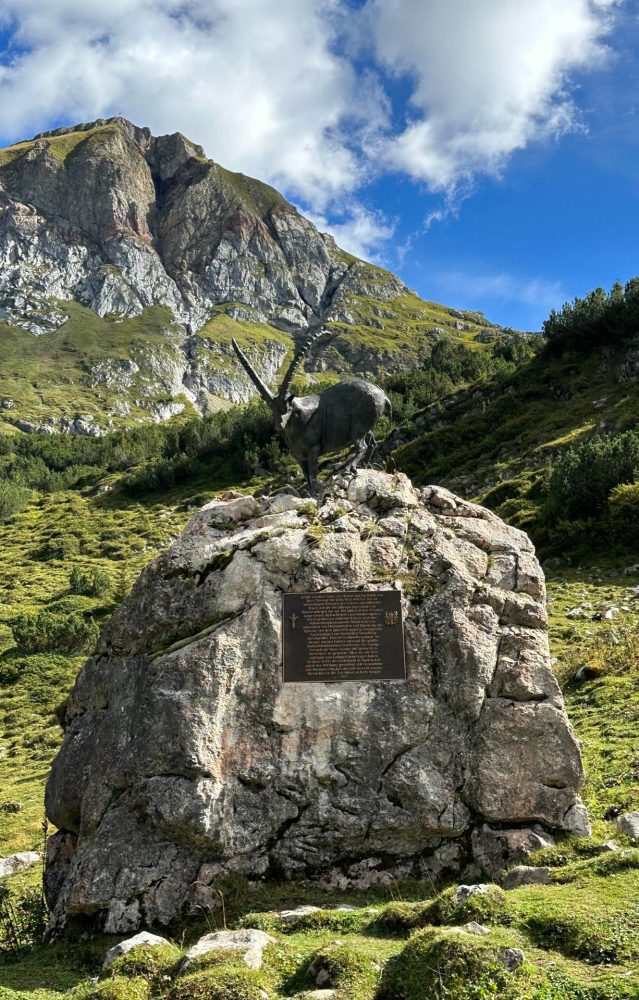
(170, 965, 264, 1000)
(377, 926, 526, 1000)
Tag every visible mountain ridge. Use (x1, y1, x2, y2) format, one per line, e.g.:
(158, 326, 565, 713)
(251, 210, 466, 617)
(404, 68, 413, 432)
(0, 117, 512, 434)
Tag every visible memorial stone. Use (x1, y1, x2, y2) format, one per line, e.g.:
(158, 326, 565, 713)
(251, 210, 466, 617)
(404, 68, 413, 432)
(44, 471, 588, 933)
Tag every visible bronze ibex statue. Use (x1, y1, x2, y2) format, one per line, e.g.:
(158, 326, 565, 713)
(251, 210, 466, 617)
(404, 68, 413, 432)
(232, 329, 391, 494)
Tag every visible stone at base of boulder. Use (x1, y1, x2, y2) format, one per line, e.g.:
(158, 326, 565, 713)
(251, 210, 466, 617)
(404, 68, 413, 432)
(472, 825, 555, 880)
(179, 929, 275, 972)
(503, 866, 552, 889)
(616, 811, 639, 841)
(103, 932, 172, 969)
(563, 803, 592, 838)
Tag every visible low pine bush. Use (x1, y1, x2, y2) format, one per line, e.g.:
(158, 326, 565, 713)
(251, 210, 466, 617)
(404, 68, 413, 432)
(69, 566, 111, 597)
(9, 610, 99, 654)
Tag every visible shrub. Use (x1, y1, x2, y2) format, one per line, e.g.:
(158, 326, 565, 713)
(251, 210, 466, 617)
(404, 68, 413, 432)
(545, 431, 639, 520)
(609, 482, 639, 544)
(41, 534, 81, 560)
(69, 566, 112, 597)
(9, 610, 99, 654)
(0, 478, 30, 521)
(170, 965, 264, 1000)
(0, 884, 47, 954)
(543, 277, 639, 349)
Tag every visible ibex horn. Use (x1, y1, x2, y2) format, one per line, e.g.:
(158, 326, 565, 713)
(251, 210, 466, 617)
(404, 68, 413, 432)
(277, 327, 329, 402)
(231, 339, 275, 404)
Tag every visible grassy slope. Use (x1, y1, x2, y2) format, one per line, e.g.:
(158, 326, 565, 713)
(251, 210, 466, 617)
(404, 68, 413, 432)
(0, 291, 501, 432)
(0, 305, 296, 433)
(392, 337, 639, 544)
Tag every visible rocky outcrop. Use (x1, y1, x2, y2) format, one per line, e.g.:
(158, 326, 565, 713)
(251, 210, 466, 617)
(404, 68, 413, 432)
(0, 117, 405, 339)
(44, 471, 586, 933)
(0, 117, 505, 431)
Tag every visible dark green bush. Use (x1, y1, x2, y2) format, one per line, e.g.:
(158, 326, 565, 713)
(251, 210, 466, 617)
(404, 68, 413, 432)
(0, 884, 47, 955)
(9, 610, 99, 654)
(543, 277, 639, 348)
(69, 566, 112, 597)
(609, 482, 639, 544)
(0, 478, 30, 521)
(41, 534, 81, 560)
(545, 431, 639, 520)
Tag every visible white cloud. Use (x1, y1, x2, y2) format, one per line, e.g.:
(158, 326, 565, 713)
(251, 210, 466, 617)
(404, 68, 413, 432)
(0, 0, 382, 209)
(367, 0, 619, 191)
(304, 202, 395, 261)
(0, 0, 622, 229)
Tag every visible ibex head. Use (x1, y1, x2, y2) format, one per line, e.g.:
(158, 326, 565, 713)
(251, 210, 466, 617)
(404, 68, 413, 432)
(231, 328, 329, 426)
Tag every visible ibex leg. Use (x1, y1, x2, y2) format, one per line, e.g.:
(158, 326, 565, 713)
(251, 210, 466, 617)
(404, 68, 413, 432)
(306, 446, 321, 496)
(363, 430, 377, 466)
(348, 435, 369, 471)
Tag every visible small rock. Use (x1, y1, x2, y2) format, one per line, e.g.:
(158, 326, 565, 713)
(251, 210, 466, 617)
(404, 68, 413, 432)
(616, 811, 639, 841)
(303, 992, 337, 1000)
(599, 841, 618, 852)
(625, 565, 639, 576)
(564, 803, 592, 838)
(498, 947, 525, 971)
(566, 607, 585, 619)
(103, 931, 172, 969)
(503, 866, 552, 889)
(180, 928, 275, 972)
(277, 905, 322, 922)
(604, 607, 620, 620)
(0, 851, 40, 878)
(455, 884, 490, 902)
(465, 921, 490, 935)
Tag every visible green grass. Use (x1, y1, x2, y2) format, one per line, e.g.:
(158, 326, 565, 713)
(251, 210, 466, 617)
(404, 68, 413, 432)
(0, 125, 119, 168)
(392, 337, 639, 558)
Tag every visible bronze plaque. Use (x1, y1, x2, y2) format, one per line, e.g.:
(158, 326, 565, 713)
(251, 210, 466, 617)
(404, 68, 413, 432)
(282, 590, 406, 683)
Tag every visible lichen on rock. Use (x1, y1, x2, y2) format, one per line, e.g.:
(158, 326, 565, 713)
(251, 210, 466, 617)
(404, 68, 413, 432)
(44, 471, 587, 933)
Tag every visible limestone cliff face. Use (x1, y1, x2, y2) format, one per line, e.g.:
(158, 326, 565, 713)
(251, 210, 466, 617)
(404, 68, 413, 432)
(44, 472, 588, 933)
(0, 117, 387, 334)
(0, 118, 499, 432)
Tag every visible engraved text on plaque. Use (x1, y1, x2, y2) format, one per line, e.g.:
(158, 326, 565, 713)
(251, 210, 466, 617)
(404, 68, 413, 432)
(282, 590, 406, 683)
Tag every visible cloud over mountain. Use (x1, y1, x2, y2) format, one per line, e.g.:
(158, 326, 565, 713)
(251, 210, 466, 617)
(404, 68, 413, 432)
(0, 0, 621, 253)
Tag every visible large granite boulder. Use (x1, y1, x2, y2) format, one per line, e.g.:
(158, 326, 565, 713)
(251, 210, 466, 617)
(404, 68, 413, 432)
(44, 471, 587, 932)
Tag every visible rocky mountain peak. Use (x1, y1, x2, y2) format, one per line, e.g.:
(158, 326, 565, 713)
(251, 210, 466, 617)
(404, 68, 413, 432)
(0, 118, 500, 433)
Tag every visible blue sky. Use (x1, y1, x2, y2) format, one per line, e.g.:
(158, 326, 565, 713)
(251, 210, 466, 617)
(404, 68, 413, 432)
(0, 0, 636, 330)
